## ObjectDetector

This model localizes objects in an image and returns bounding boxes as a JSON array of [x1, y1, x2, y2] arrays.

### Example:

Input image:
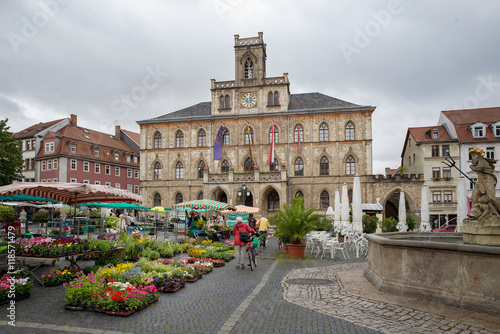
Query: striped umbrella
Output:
[[169, 199, 236, 212], [0, 194, 58, 203], [0, 182, 142, 204], [221, 205, 259, 214]]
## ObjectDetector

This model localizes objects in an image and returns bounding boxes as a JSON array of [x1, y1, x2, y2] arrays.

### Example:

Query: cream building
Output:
[[137, 33, 378, 216]]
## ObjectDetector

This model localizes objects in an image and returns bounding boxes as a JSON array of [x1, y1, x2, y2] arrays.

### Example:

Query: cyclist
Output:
[[233, 216, 255, 269]]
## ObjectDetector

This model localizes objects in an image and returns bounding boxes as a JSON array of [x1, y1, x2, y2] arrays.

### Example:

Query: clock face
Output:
[[241, 93, 257, 108]]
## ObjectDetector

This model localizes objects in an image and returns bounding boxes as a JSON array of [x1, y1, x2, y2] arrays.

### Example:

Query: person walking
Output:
[[256, 214, 270, 247], [233, 216, 255, 269]]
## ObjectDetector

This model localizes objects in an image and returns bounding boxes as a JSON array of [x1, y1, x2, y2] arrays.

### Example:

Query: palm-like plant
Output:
[[271, 196, 321, 244]]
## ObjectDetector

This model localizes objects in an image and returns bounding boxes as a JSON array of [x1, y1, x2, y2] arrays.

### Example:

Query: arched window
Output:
[[319, 123, 329, 142], [153, 193, 161, 207], [220, 96, 225, 109], [268, 191, 280, 212], [176, 161, 184, 179], [294, 124, 304, 143], [222, 128, 230, 146], [225, 95, 230, 109], [244, 126, 254, 145], [348, 189, 353, 204], [269, 124, 278, 143], [244, 58, 254, 79], [221, 160, 230, 173], [268, 92, 273, 106], [244, 158, 254, 172], [320, 190, 329, 209], [274, 92, 279, 105], [153, 132, 162, 149], [197, 192, 203, 200], [176, 131, 184, 148], [175, 193, 183, 204], [320, 156, 329, 176], [154, 162, 162, 180], [198, 161, 206, 179], [346, 155, 355, 175], [345, 122, 355, 140], [295, 191, 304, 198], [294, 157, 304, 176], [270, 158, 279, 171], [198, 129, 206, 147]]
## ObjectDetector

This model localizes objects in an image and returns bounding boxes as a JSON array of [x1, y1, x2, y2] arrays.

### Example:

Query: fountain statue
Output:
[[461, 148, 500, 245]]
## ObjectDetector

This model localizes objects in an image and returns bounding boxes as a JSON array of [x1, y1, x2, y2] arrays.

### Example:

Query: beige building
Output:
[[138, 33, 380, 216]]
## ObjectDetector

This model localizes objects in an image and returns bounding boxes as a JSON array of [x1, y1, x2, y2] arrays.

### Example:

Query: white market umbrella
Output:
[[334, 189, 341, 231], [351, 175, 363, 234], [456, 177, 468, 232], [420, 184, 431, 232], [341, 183, 351, 235], [396, 190, 408, 232]]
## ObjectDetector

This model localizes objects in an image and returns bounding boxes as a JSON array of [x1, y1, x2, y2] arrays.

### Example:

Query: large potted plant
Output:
[[271, 195, 320, 258]]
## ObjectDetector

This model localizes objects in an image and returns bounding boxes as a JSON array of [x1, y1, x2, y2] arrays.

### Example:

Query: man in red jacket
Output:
[[233, 216, 255, 269]]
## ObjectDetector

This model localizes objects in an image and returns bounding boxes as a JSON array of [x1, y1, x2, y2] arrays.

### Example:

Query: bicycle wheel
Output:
[[248, 252, 254, 271], [251, 248, 257, 267]]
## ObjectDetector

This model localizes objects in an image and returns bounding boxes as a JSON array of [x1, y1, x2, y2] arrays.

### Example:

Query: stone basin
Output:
[[364, 232, 500, 316]]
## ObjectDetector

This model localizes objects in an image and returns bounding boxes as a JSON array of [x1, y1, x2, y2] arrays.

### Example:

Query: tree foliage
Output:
[[270, 195, 321, 244], [0, 119, 23, 186]]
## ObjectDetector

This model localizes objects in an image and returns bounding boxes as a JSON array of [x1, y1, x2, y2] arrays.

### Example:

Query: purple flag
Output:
[[214, 126, 223, 160]]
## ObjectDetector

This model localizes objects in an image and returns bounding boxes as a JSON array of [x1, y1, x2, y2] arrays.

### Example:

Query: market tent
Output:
[[150, 206, 166, 213], [0, 182, 142, 204], [221, 205, 259, 214], [0, 194, 58, 203], [169, 199, 235, 212], [82, 202, 150, 210]]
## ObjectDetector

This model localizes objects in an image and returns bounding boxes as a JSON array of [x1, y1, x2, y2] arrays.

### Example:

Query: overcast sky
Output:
[[1, 0, 499, 174]]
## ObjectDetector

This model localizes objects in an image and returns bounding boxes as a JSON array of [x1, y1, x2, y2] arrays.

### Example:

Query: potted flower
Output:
[[279, 163, 287, 170], [228, 166, 235, 171], [271, 195, 320, 258], [253, 164, 260, 170], [0, 273, 34, 304]]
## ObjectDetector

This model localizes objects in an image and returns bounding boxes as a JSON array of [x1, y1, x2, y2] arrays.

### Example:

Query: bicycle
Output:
[[245, 235, 259, 270]]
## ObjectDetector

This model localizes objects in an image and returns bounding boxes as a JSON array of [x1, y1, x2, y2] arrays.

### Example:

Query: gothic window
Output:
[[176, 131, 184, 148], [244, 58, 254, 79], [294, 124, 304, 143], [269, 124, 278, 143], [154, 131, 162, 149], [274, 92, 279, 105], [198, 161, 205, 179], [268, 91, 279, 106], [221, 160, 230, 173], [320, 156, 329, 175], [345, 122, 355, 140], [319, 123, 329, 142], [244, 127, 254, 145], [268, 191, 280, 212], [225, 95, 230, 108], [295, 157, 304, 176], [220, 96, 225, 109], [153, 193, 161, 207], [348, 189, 353, 204], [175, 193, 183, 204], [198, 129, 206, 147], [222, 128, 230, 146], [154, 162, 162, 180], [244, 158, 254, 172], [176, 162, 184, 179], [197, 192, 203, 200], [270, 158, 279, 171], [320, 190, 329, 209], [295, 191, 304, 198], [346, 156, 355, 175]]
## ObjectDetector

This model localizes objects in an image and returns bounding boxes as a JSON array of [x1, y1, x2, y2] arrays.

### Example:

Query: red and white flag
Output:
[[269, 122, 275, 163]]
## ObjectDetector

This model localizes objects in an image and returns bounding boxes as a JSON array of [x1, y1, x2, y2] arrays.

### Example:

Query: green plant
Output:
[[104, 216, 119, 229], [362, 214, 379, 234], [0, 205, 16, 220], [89, 209, 101, 218], [406, 211, 418, 231], [64, 207, 84, 217], [380, 216, 398, 233], [141, 248, 160, 260], [32, 209, 49, 221], [195, 219, 206, 229], [314, 216, 332, 231], [95, 255, 123, 267], [270, 195, 320, 244]]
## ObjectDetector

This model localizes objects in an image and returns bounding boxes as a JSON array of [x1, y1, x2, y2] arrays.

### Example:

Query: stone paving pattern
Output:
[[0, 237, 498, 333]]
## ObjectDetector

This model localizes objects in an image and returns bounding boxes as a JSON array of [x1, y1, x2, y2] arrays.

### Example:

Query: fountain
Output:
[[365, 148, 500, 316]]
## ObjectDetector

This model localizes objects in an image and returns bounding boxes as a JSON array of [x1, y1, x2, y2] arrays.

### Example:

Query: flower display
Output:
[[41, 266, 83, 286], [0, 274, 34, 301]]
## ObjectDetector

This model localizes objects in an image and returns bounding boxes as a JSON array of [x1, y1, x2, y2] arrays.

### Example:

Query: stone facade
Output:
[[138, 33, 420, 217]]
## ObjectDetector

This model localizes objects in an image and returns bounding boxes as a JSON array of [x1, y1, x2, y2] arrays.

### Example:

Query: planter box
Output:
[[185, 276, 202, 283], [287, 243, 306, 259], [64, 303, 86, 311], [106, 309, 135, 316]]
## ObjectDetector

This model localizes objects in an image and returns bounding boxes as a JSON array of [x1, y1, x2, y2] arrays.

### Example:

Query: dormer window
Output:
[[114, 152, 119, 161], [45, 142, 54, 153], [94, 148, 99, 157], [70, 144, 76, 153], [431, 131, 439, 139], [244, 58, 254, 79], [471, 123, 486, 138], [492, 122, 500, 137]]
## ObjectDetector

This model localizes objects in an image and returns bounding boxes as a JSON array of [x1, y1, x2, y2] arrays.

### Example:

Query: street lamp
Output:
[[237, 182, 251, 205]]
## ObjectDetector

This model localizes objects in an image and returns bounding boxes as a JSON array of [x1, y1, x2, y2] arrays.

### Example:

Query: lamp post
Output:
[[237, 182, 251, 205]]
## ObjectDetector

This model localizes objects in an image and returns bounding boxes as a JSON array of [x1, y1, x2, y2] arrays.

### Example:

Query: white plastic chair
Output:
[[320, 238, 338, 259], [333, 241, 350, 260]]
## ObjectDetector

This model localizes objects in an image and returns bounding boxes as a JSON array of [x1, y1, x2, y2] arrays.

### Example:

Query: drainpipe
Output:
[[287, 114, 290, 205]]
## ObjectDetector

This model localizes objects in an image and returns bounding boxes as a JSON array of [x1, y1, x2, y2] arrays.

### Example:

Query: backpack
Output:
[[236, 223, 251, 243]]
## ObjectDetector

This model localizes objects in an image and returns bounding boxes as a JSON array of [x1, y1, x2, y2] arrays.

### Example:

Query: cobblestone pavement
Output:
[[0, 237, 497, 334]]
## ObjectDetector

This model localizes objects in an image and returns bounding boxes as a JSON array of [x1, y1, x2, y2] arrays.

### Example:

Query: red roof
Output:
[[441, 107, 500, 125], [121, 129, 140, 145], [407, 126, 454, 143], [14, 119, 66, 139]]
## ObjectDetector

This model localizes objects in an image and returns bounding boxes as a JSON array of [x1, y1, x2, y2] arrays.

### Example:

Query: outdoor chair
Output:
[[320, 238, 338, 259], [333, 241, 350, 260]]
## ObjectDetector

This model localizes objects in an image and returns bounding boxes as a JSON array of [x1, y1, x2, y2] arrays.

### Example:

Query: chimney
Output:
[[70, 114, 77, 127], [115, 125, 121, 140]]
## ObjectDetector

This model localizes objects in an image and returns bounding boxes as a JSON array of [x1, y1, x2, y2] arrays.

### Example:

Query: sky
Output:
[[1, 0, 500, 174]]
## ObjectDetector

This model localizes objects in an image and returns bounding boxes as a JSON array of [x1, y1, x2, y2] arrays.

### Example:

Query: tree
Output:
[[0, 119, 24, 186]]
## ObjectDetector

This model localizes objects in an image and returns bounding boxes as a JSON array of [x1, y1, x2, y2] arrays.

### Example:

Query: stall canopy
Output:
[[150, 206, 166, 213], [0, 194, 58, 203], [0, 182, 142, 204], [81, 202, 150, 210], [221, 205, 259, 214], [169, 199, 236, 212]]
